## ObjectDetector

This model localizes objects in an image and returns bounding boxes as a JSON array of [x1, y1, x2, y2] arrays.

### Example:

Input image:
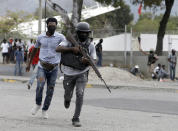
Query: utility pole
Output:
[[44, 0, 47, 32], [124, 25, 127, 66], [38, 0, 42, 35]]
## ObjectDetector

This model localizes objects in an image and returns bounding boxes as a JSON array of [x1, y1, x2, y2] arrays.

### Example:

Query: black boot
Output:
[[72, 117, 81, 127], [64, 100, 70, 109]]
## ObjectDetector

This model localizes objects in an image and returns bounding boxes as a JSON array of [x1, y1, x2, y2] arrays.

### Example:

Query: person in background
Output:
[[95, 38, 103, 67], [12, 39, 18, 63], [130, 65, 144, 78], [17, 39, 24, 62], [152, 63, 161, 79], [17, 39, 24, 49], [1, 39, 9, 64], [14, 46, 23, 76], [27, 44, 40, 89], [158, 65, 169, 82], [23, 42, 28, 63], [139, 48, 158, 75], [130, 65, 140, 75], [168, 49, 177, 81], [138, 36, 158, 75], [27, 39, 34, 51], [9, 38, 14, 63]]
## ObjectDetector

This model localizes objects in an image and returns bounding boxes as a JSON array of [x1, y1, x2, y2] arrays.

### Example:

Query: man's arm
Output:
[[56, 46, 80, 54], [27, 47, 33, 63], [139, 47, 149, 55], [27, 51, 31, 63], [176, 57, 177, 65], [168, 58, 171, 63], [168, 56, 175, 64], [26, 48, 39, 72]]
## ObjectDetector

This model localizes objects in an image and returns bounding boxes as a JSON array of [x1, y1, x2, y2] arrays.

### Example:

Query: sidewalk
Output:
[[0, 63, 178, 92], [1, 75, 178, 92]]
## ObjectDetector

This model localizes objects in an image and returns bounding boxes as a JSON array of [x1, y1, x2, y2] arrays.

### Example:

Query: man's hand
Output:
[[81, 57, 89, 65], [26, 63, 31, 72], [173, 61, 176, 64], [72, 46, 80, 54]]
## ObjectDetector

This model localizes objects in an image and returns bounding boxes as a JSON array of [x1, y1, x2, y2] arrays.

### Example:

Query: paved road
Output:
[[84, 87, 178, 115], [1, 80, 178, 130], [85, 98, 178, 115], [0, 63, 32, 76]]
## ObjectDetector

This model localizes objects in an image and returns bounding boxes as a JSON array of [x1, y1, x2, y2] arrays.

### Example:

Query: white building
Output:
[[15, 4, 119, 37], [140, 34, 178, 52]]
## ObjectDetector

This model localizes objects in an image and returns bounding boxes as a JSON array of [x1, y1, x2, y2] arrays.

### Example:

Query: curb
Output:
[[0, 76, 178, 93], [87, 83, 178, 93]]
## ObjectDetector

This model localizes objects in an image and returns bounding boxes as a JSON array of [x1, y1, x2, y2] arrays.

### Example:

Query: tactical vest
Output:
[[60, 38, 91, 70]]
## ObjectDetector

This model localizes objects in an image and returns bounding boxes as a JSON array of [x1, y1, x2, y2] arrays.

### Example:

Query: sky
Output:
[[0, 0, 178, 21]]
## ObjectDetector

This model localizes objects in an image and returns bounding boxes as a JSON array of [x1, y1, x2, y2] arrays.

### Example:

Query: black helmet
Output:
[[76, 22, 91, 32]]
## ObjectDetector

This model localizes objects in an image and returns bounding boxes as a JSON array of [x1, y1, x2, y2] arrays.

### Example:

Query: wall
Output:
[[102, 51, 178, 77]]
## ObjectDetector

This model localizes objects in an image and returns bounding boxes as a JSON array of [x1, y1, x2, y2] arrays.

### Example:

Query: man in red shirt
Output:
[[27, 45, 40, 89], [28, 45, 39, 69]]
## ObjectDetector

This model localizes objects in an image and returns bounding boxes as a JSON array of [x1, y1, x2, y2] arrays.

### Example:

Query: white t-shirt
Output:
[[27, 41, 34, 50], [60, 40, 97, 76], [1, 43, 9, 53], [16, 42, 24, 48], [154, 66, 160, 74]]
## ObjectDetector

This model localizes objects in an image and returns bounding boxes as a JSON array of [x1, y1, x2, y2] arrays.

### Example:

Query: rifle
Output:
[[46, 0, 111, 93], [66, 31, 111, 93]]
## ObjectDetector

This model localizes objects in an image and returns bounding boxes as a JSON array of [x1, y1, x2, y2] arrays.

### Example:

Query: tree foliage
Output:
[[94, 0, 124, 7], [133, 13, 178, 33], [0, 10, 34, 39], [34, 7, 59, 19], [86, 3, 133, 37]]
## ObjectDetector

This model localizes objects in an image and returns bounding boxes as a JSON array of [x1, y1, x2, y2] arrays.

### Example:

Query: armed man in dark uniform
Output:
[[56, 22, 96, 127]]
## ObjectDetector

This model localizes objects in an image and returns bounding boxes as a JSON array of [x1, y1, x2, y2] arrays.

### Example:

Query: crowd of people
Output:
[[0, 37, 104, 77], [0, 38, 35, 76]]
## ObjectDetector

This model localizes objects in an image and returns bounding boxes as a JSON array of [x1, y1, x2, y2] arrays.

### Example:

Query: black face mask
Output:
[[77, 31, 89, 42], [47, 26, 56, 35], [150, 51, 154, 54]]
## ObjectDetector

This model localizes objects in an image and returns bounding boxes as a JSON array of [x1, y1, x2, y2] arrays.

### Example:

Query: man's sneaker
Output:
[[42, 110, 48, 119], [72, 118, 81, 127], [59, 76, 64, 80], [27, 84, 31, 90], [64, 100, 70, 109], [31, 105, 41, 115]]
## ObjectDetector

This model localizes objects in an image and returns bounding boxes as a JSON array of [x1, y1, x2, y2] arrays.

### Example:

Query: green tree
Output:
[[133, 13, 159, 33], [86, 3, 133, 37], [95, 0, 175, 55], [34, 7, 59, 19], [0, 10, 34, 39], [133, 13, 178, 33]]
